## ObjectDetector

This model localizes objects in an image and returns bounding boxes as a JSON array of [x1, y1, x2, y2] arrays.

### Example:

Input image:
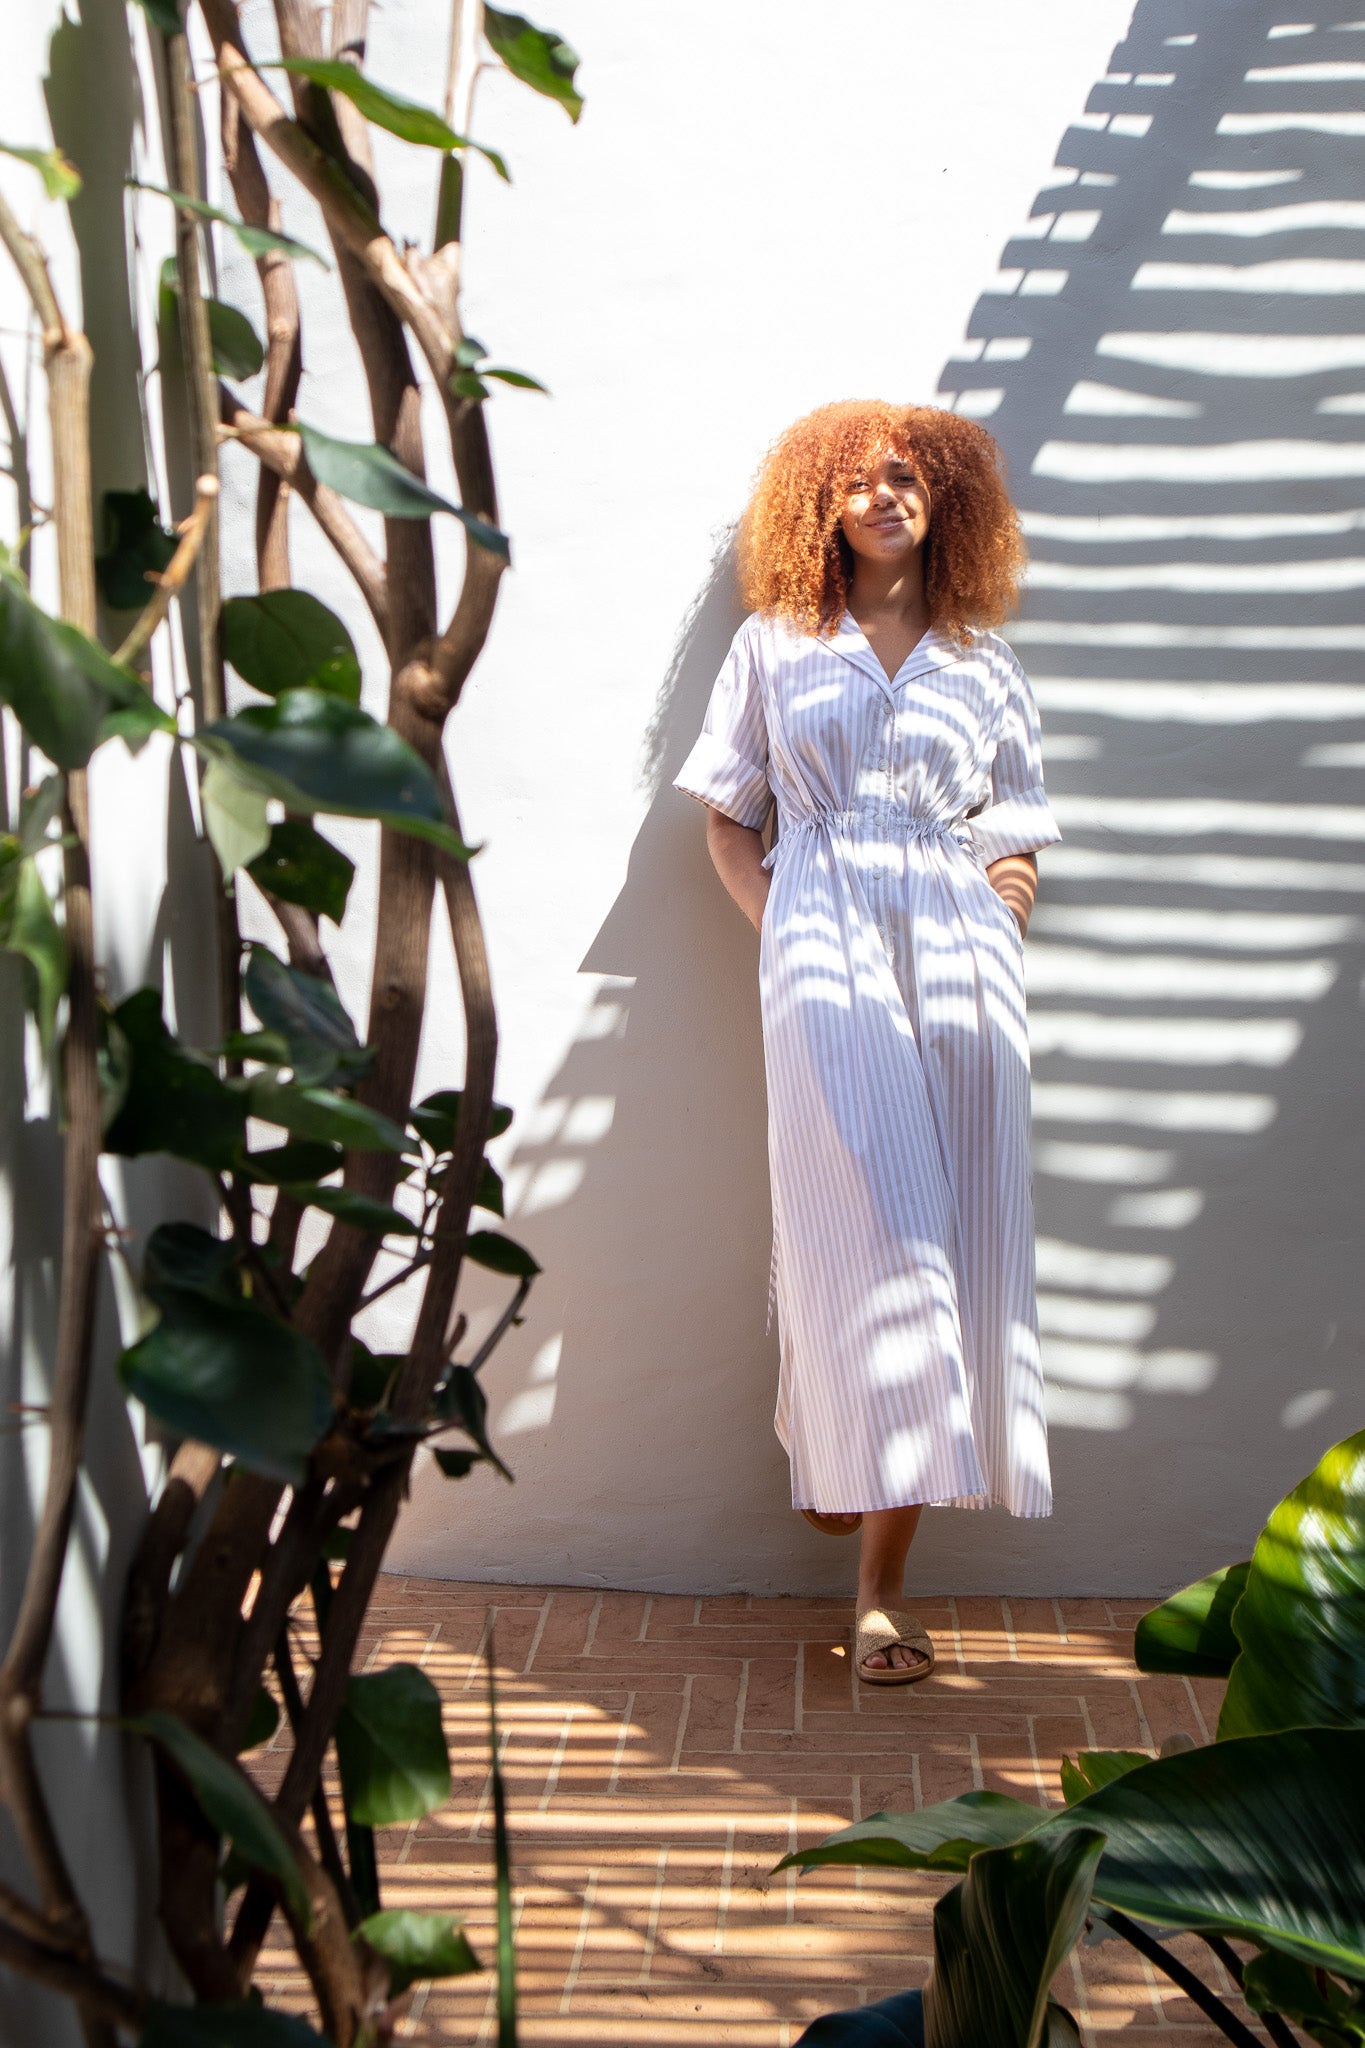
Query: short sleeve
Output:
[[967, 653, 1063, 866], [673, 622, 773, 831]]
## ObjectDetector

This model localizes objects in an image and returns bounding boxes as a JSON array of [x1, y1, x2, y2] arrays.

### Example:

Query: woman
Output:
[[674, 400, 1060, 1686]]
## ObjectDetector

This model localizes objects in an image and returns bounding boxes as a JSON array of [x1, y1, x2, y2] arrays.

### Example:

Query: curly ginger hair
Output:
[[739, 400, 1026, 644]]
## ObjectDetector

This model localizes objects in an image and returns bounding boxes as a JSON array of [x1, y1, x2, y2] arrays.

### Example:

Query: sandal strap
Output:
[[856, 1607, 934, 1664]]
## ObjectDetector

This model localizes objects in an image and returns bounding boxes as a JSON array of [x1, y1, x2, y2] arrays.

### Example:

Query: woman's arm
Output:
[[706, 808, 771, 934], [987, 851, 1038, 936]]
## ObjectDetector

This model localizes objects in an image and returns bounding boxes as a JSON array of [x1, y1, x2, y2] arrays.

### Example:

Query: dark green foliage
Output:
[[796, 1991, 925, 2046], [222, 590, 361, 702], [411, 1089, 514, 1149], [237, 1138, 344, 1185], [118, 1290, 334, 1483], [923, 1829, 1099, 2047], [249, 1075, 408, 1153], [1134, 1561, 1249, 1679], [1058, 1750, 1147, 1804], [243, 946, 370, 1086], [133, 181, 329, 267], [0, 564, 169, 767], [241, 1689, 281, 1753], [95, 489, 177, 611], [103, 990, 247, 1169], [127, 1711, 310, 1925], [246, 820, 355, 924], [198, 688, 476, 858], [289, 1183, 418, 1236], [435, 1366, 512, 1480], [140, 2005, 329, 2046], [336, 1666, 451, 1827]]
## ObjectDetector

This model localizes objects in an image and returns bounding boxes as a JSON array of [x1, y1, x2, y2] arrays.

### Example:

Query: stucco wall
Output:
[[372, 0, 1365, 1597]]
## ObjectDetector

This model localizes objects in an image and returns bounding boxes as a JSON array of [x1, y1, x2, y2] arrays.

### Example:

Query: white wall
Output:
[[370, 0, 1365, 1597]]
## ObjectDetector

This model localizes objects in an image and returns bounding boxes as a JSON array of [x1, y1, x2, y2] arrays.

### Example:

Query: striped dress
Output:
[[675, 612, 1062, 1517]]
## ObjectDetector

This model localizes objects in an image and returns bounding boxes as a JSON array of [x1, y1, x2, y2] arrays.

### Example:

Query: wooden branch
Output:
[[0, 185, 65, 339], [163, 21, 240, 1053], [217, 393, 389, 638], [120, 1441, 221, 1690], [398, 772, 497, 1411], [112, 473, 220, 669], [220, 100, 302, 590]]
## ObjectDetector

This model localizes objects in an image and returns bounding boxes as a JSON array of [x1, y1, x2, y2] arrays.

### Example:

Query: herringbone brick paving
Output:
[[254, 1578, 1250, 2044]]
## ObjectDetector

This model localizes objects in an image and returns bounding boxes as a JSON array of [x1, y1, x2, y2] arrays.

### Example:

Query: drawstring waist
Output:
[[762, 805, 979, 871]]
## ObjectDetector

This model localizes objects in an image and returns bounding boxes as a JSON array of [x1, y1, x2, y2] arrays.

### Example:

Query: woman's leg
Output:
[[857, 1506, 925, 1671]]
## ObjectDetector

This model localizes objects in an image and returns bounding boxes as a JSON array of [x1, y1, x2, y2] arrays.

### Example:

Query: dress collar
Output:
[[826, 613, 963, 698]]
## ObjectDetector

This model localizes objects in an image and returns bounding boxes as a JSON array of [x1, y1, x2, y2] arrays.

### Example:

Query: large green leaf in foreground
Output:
[[785, 1730, 1365, 1982], [924, 1829, 1098, 2048], [1219, 1428, 1365, 1738]]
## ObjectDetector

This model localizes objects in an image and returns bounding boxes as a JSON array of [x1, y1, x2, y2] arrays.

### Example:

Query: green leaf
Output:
[[127, 1710, 310, 1926], [222, 589, 361, 702], [288, 1182, 419, 1236], [249, 1075, 408, 1154], [95, 488, 177, 612], [465, 1229, 540, 1278], [207, 296, 264, 379], [476, 1159, 505, 1216], [238, 1138, 343, 1185], [434, 1365, 512, 1481], [923, 1827, 1099, 2048], [131, 0, 184, 32], [348, 1341, 400, 1409], [202, 757, 271, 878], [1134, 1562, 1249, 1680], [451, 370, 490, 402], [411, 1090, 513, 1150], [247, 819, 355, 924], [102, 988, 248, 1169], [197, 688, 476, 860], [0, 572, 114, 768], [336, 1664, 451, 1827], [119, 1291, 334, 1484], [484, 366, 548, 392], [1064, 1730, 1365, 1979], [240, 1687, 281, 1753], [131, 180, 329, 267], [142, 1221, 241, 1308], [0, 139, 82, 200], [295, 421, 510, 559], [0, 856, 67, 1052], [270, 56, 510, 178], [140, 2003, 330, 2047], [484, 8, 583, 121], [1058, 1751, 1149, 1806], [16, 773, 65, 856], [1219, 1429, 1365, 1738], [486, 1642, 518, 2045], [244, 946, 369, 1087], [1244, 1951, 1365, 2046], [356, 1907, 480, 1995], [777, 1789, 1048, 1878]]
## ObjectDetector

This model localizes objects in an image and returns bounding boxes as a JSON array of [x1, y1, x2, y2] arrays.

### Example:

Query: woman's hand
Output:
[[705, 808, 771, 934], [986, 851, 1038, 936]]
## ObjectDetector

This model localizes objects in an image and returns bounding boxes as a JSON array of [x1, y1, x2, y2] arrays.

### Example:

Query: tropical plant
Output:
[[0, 2, 580, 2041], [784, 1427, 1365, 2047]]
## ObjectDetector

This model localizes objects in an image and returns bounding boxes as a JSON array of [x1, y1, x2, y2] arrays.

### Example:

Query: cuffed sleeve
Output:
[[673, 623, 773, 831], [968, 654, 1063, 867]]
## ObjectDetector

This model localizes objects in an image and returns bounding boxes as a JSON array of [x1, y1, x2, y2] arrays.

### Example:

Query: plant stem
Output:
[[1102, 1911, 1270, 2048]]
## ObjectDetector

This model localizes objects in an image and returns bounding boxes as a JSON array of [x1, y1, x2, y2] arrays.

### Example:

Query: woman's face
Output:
[[839, 448, 931, 565]]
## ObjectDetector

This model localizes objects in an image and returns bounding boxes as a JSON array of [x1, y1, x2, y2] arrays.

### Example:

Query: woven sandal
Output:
[[855, 1607, 935, 1687], [801, 1509, 863, 1536]]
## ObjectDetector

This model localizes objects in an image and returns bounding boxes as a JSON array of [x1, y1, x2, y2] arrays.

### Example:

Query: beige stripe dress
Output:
[[675, 611, 1062, 1517]]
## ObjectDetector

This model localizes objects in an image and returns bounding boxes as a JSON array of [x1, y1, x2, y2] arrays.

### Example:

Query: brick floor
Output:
[[254, 1579, 1252, 2045]]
